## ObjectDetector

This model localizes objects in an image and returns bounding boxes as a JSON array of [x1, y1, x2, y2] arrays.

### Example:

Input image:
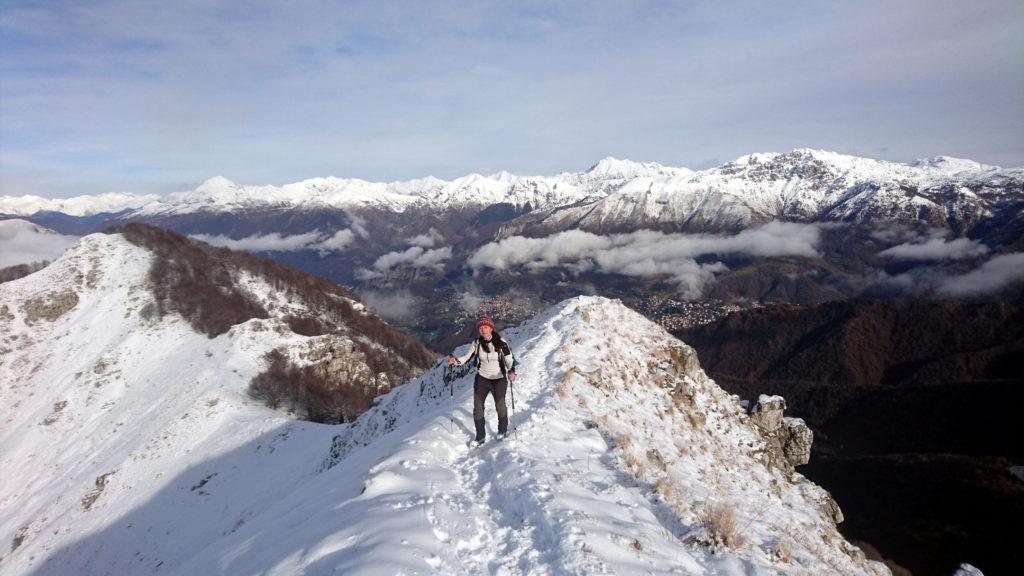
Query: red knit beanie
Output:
[[476, 315, 495, 330]]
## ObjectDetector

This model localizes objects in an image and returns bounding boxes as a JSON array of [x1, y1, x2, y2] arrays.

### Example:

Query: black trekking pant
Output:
[[473, 373, 508, 439]]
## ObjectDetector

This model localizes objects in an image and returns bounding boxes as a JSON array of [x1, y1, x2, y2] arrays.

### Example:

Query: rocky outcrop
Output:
[[21, 290, 79, 324], [298, 335, 392, 395], [748, 394, 844, 526], [749, 394, 814, 474]]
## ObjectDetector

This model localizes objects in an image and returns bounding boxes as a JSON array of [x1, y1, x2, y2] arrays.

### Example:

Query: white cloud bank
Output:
[[357, 246, 453, 280], [359, 289, 421, 323], [0, 219, 79, 268], [468, 222, 824, 298], [190, 229, 356, 255], [878, 236, 989, 261], [938, 253, 1024, 297], [407, 228, 444, 248]]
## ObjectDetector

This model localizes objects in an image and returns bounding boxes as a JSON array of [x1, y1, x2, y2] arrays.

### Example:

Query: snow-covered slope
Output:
[[1, 236, 888, 575]]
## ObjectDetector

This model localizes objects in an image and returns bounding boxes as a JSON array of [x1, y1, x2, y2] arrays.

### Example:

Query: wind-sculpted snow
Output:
[[1, 236, 889, 576]]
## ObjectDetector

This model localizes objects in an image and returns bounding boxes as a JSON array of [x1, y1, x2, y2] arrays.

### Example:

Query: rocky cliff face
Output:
[[749, 395, 815, 475], [679, 299, 1024, 575]]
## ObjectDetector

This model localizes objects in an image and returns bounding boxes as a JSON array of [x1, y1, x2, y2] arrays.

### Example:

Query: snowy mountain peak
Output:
[[912, 155, 998, 172], [729, 148, 865, 168], [485, 169, 520, 183], [196, 175, 240, 192], [585, 156, 679, 178], [0, 191, 160, 216]]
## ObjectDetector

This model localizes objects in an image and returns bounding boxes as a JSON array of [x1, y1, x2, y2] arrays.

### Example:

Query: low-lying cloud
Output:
[[190, 228, 356, 254], [357, 246, 452, 280], [458, 285, 486, 314], [359, 289, 421, 323], [878, 236, 989, 261], [938, 253, 1024, 297], [313, 230, 356, 253], [407, 228, 444, 248], [0, 219, 79, 268], [467, 222, 823, 298]]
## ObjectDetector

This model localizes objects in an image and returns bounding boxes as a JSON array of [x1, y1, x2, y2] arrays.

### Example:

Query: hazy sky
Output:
[[2, 0, 1022, 198]]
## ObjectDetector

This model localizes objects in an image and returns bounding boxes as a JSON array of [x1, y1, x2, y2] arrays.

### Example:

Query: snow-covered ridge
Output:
[[0, 231, 425, 574], [0, 192, 160, 217], [2, 149, 1015, 219], [2, 239, 889, 576], [517, 148, 1022, 233]]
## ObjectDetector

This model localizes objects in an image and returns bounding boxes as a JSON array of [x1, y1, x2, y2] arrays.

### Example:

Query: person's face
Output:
[[478, 324, 493, 339]]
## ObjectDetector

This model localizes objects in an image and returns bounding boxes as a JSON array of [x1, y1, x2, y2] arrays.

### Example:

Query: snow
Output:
[[1008, 466, 1024, 482], [0, 192, 160, 217], [1, 234, 890, 575], [953, 563, 985, 576], [8, 149, 1012, 226]]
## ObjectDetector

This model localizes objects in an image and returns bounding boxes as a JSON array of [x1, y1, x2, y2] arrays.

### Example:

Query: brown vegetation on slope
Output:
[[0, 260, 50, 284], [107, 223, 435, 423]]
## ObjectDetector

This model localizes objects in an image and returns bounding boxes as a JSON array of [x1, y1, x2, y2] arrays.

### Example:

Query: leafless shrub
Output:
[[653, 477, 676, 502], [698, 501, 744, 549], [555, 373, 573, 400], [614, 433, 633, 452], [624, 450, 645, 479], [775, 536, 792, 563], [81, 470, 116, 511], [11, 526, 28, 552]]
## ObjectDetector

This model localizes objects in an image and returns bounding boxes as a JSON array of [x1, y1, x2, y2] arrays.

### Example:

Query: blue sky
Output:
[[1, 0, 1022, 198]]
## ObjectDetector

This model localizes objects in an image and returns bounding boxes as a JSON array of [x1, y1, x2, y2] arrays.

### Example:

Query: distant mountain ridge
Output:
[[4, 149, 1021, 348], [3, 149, 1019, 238]]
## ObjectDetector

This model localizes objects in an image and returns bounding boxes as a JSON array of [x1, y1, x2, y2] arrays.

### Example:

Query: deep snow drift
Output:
[[1, 233, 888, 575]]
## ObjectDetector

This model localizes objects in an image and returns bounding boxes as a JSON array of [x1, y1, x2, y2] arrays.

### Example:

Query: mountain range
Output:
[[3, 149, 1022, 350], [2, 150, 1019, 236]]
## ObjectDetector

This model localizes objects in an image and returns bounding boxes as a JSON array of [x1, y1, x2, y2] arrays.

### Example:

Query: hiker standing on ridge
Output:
[[448, 315, 517, 446]]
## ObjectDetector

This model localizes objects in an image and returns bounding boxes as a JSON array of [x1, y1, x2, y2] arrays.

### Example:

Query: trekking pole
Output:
[[510, 375, 517, 441], [443, 361, 454, 434]]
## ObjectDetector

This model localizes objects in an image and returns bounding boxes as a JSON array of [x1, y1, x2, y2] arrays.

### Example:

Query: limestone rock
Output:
[[21, 290, 79, 324], [748, 395, 813, 473]]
